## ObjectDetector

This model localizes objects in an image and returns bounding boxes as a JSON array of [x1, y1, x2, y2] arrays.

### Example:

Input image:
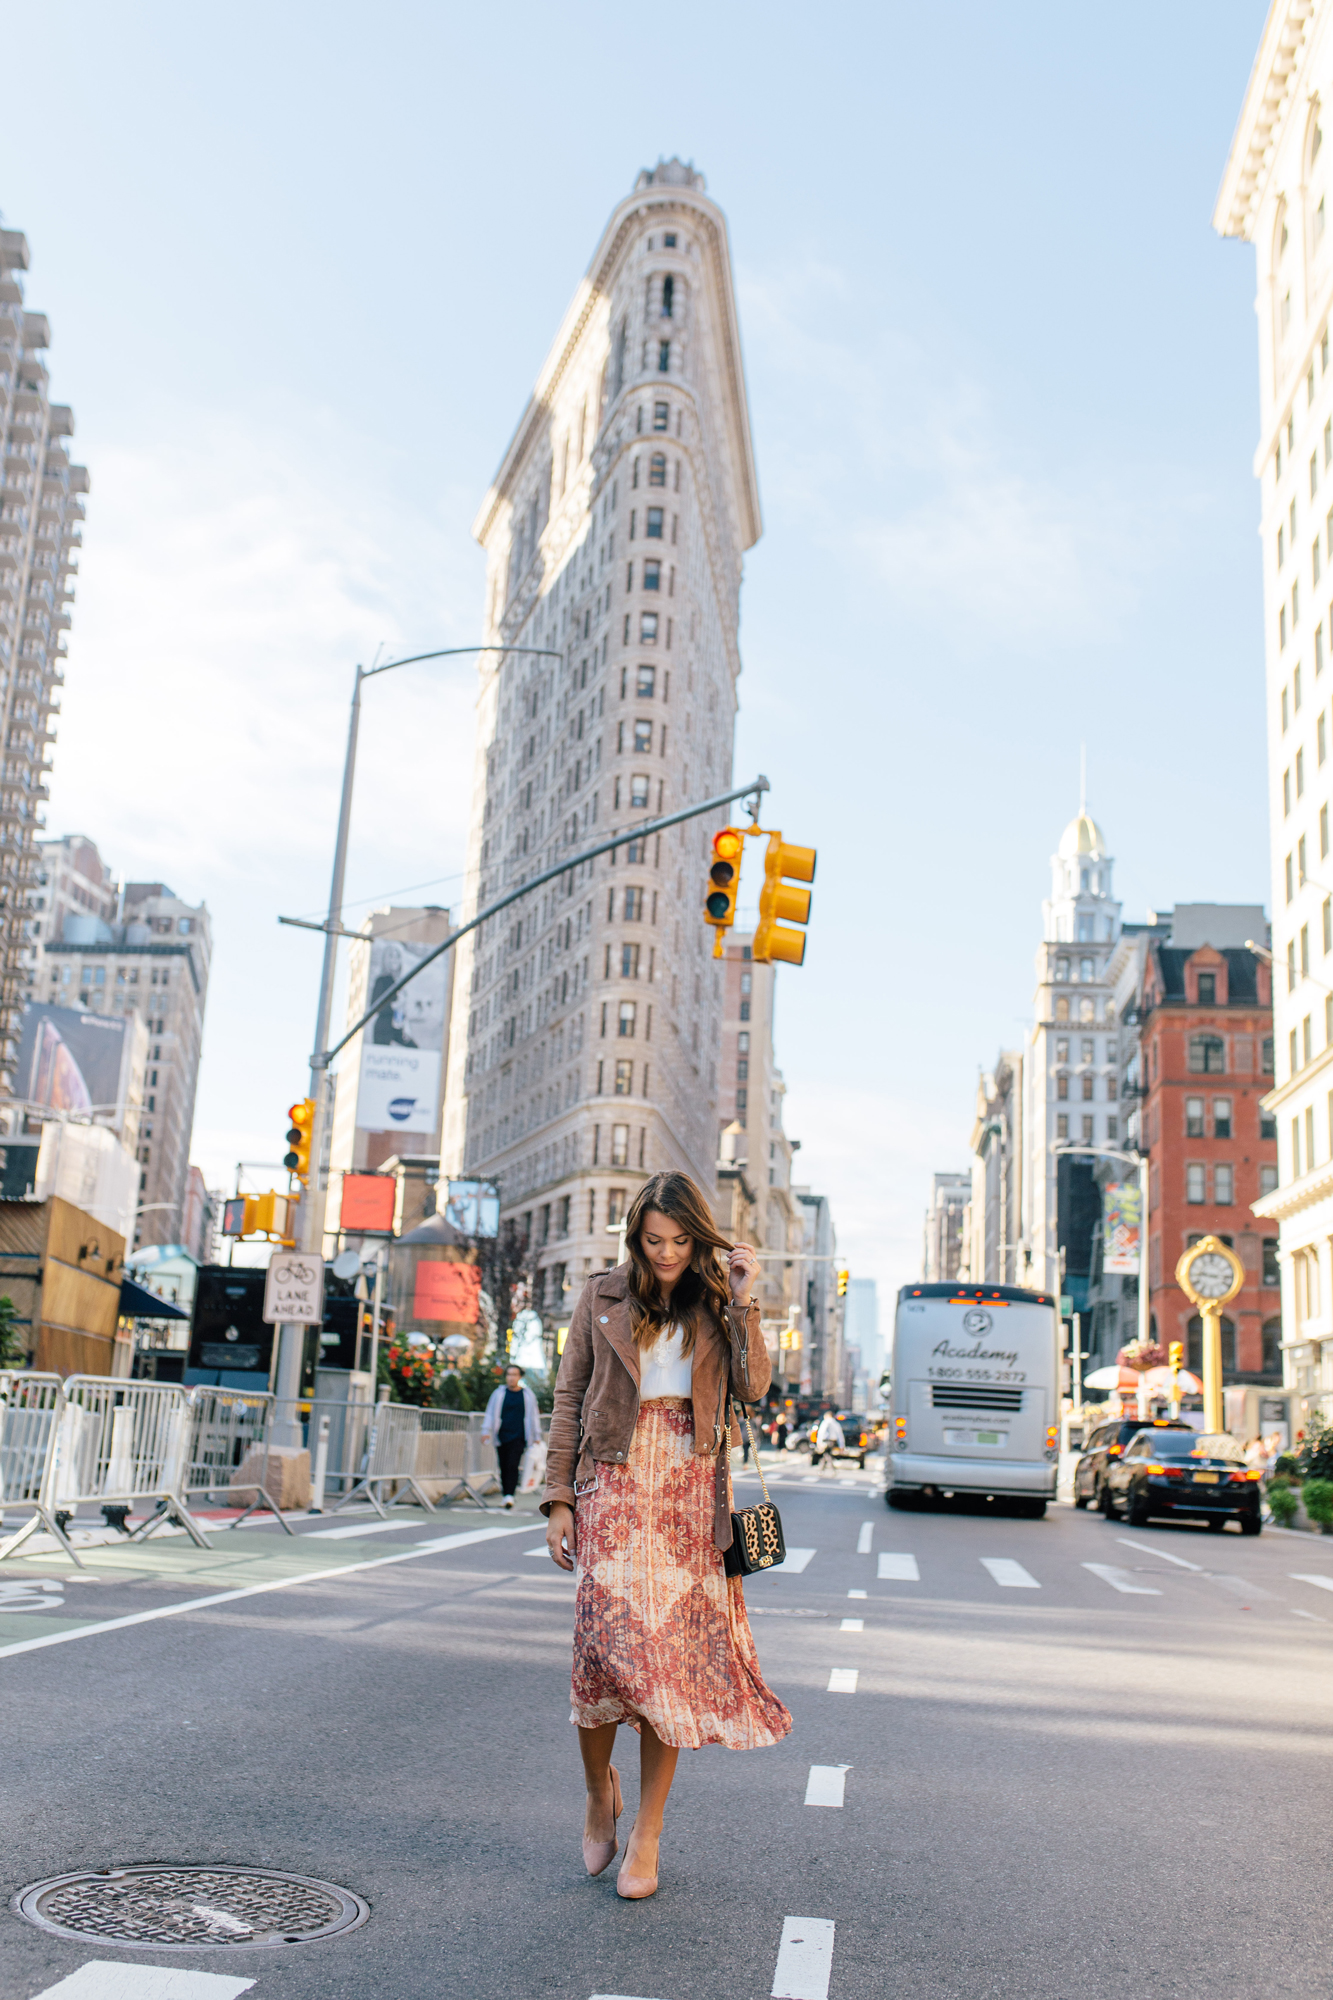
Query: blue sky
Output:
[[0, 0, 1270, 1307]]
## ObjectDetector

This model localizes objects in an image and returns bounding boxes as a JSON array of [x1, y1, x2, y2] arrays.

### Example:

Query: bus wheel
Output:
[[886, 1489, 916, 1511]]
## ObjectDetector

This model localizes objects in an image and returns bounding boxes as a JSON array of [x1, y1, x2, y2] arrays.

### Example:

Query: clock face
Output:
[[1187, 1250, 1235, 1300]]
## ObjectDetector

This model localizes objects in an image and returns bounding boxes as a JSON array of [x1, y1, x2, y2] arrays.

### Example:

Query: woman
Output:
[[543, 1170, 791, 1900]]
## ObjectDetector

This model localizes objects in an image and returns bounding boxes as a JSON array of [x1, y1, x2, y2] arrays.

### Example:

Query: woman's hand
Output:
[[547, 1502, 576, 1571], [727, 1242, 758, 1305]]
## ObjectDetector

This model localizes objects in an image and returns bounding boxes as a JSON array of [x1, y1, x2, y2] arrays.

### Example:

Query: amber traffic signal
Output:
[[752, 831, 816, 965], [1168, 1341, 1184, 1371], [705, 826, 745, 955], [837, 1267, 849, 1298], [284, 1098, 315, 1180]]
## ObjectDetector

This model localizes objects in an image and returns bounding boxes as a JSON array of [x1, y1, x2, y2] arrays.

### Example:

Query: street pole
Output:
[[1201, 1303, 1224, 1432], [1071, 1311, 1083, 1413]]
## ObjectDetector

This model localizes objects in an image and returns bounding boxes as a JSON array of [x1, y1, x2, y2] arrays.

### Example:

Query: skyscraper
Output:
[[440, 160, 761, 1327], [0, 226, 87, 1102]]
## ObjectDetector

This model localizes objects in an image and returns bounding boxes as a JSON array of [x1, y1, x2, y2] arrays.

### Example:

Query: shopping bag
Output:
[[518, 1440, 547, 1492]]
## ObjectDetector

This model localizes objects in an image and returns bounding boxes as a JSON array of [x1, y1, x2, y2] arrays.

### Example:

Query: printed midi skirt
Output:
[[570, 1397, 792, 1750]]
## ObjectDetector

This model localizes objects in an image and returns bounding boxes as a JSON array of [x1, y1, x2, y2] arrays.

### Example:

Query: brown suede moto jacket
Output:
[[541, 1261, 771, 1553]]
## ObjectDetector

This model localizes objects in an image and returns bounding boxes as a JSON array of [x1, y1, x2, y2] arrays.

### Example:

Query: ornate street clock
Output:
[[1174, 1235, 1244, 1429]]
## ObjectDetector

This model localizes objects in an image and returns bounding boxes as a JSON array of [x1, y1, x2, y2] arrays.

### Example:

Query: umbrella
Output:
[[1083, 1365, 1139, 1391], [1142, 1365, 1202, 1394]]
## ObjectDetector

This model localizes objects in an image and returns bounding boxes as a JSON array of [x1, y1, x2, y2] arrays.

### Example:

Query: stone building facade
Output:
[[716, 930, 800, 1350], [1216, 1, 1333, 1420], [923, 1169, 970, 1284], [0, 227, 87, 1099], [440, 161, 762, 1326]]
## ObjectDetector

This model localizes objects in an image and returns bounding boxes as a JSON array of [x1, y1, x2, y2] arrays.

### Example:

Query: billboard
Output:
[[1102, 1179, 1142, 1276], [444, 1179, 500, 1238], [413, 1261, 482, 1322], [339, 1173, 397, 1234], [16, 1004, 129, 1121], [354, 936, 447, 1136]]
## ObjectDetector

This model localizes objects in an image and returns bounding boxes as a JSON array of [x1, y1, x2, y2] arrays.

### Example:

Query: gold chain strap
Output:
[[732, 1399, 774, 1508]]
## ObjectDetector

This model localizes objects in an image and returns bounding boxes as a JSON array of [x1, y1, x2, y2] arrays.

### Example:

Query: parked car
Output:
[[784, 1422, 817, 1454], [816, 1411, 873, 1469], [1103, 1427, 1263, 1534], [1072, 1417, 1194, 1512]]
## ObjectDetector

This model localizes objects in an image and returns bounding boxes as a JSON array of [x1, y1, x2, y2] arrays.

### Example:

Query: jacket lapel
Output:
[[593, 1267, 641, 1387]]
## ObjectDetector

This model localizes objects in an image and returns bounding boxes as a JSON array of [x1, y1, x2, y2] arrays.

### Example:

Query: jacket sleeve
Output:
[[480, 1387, 499, 1439], [724, 1298, 771, 1404], [541, 1277, 596, 1516]]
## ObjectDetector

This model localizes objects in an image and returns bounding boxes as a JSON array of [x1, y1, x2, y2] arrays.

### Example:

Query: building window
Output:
[[1055, 956, 1070, 981], [1260, 1163, 1279, 1196], [1186, 1164, 1206, 1204], [1298, 747, 1306, 796], [1213, 1098, 1232, 1139], [646, 507, 664, 539], [615, 1059, 632, 1094], [1281, 604, 1288, 647], [1081, 1116, 1094, 1142], [738, 1031, 750, 1052], [1197, 971, 1216, 1004], [658, 341, 670, 372], [1079, 998, 1094, 1023], [1262, 1036, 1275, 1074], [1187, 1034, 1225, 1074], [623, 887, 644, 921], [1106, 1116, 1118, 1141], [1214, 1163, 1234, 1204], [1056, 1073, 1069, 1101], [633, 719, 652, 752], [1293, 1115, 1303, 1178], [1286, 853, 1295, 903], [1284, 767, 1292, 814], [1056, 1114, 1069, 1139], [619, 1001, 636, 1037], [611, 1124, 630, 1167], [607, 1188, 626, 1224], [1081, 1074, 1094, 1102], [648, 455, 667, 488], [737, 1059, 749, 1080], [1186, 1095, 1205, 1137], [640, 612, 658, 643], [621, 943, 640, 978], [1079, 956, 1094, 982], [1055, 1037, 1069, 1061], [653, 400, 669, 429], [1262, 1239, 1280, 1286], [630, 775, 650, 808], [1055, 997, 1069, 1022], [643, 560, 661, 591], [636, 663, 655, 697]]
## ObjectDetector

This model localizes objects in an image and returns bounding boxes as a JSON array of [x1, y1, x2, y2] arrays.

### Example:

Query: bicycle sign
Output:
[[263, 1250, 326, 1326]]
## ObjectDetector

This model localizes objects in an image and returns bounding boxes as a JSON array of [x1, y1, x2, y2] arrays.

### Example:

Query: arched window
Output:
[[1188, 1034, 1225, 1074], [661, 275, 674, 319], [1262, 1318, 1283, 1377], [1187, 1314, 1236, 1377], [1055, 996, 1069, 1022], [648, 453, 667, 487]]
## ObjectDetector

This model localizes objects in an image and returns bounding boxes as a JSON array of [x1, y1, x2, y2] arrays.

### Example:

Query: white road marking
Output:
[[877, 1552, 919, 1581], [856, 1521, 873, 1554], [0, 1522, 544, 1663], [847, 1588, 867, 1599], [804, 1763, 851, 1808], [1292, 1573, 1333, 1593], [980, 1557, 1039, 1589], [1291, 1607, 1325, 1621], [30, 1962, 255, 1998], [826, 1668, 858, 1692], [1083, 1562, 1162, 1596], [308, 1514, 498, 1539], [840, 1617, 864, 1631], [772, 1915, 836, 1999], [1116, 1538, 1203, 1571], [783, 1548, 816, 1573], [0, 1578, 64, 1610]]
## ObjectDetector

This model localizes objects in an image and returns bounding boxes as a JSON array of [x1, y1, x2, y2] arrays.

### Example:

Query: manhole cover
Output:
[[14, 1866, 369, 1950]]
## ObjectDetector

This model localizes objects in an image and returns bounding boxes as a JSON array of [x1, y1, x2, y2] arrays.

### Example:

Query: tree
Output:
[[0, 1295, 22, 1369]]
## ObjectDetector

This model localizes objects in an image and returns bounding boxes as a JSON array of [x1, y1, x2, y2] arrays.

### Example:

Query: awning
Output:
[[119, 1275, 189, 1320]]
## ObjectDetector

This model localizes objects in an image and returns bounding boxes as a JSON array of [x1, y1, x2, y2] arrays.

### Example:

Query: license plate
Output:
[[943, 1428, 1008, 1447], [1192, 1471, 1220, 1483]]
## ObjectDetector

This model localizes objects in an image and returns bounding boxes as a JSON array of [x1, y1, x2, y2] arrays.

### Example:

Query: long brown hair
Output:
[[624, 1171, 732, 1356]]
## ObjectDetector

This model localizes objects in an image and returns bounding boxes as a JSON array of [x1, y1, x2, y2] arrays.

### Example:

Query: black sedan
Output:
[[1073, 1417, 1193, 1511], [1103, 1428, 1263, 1534]]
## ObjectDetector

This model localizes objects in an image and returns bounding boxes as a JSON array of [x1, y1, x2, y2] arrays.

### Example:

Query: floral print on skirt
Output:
[[570, 1397, 793, 1750]]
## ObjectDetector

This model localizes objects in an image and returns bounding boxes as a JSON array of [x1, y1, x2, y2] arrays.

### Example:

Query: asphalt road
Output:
[[1, 1461, 1330, 2000]]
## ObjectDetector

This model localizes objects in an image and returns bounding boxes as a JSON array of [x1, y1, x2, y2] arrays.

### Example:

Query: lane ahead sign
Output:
[[263, 1251, 326, 1326]]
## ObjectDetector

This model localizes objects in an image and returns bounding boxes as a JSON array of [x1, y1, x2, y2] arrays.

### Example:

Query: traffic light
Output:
[[752, 831, 816, 965], [221, 1191, 295, 1242], [1168, 1341, 1183, 1371], [837, 1268, 849, 1298], [284, 1098, 315, 1180], [704, 826, 744, 956]]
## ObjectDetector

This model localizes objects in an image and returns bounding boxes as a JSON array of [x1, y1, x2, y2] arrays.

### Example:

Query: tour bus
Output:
[[885, 1281, 1061, 1517]]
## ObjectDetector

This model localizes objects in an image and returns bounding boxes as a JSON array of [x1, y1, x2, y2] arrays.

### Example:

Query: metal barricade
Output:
[[50, 1376, 210, 1556], [184, 1387, 290, 1533], [0, 1372, 77, 1564], [332, 1404, 500, 1516]]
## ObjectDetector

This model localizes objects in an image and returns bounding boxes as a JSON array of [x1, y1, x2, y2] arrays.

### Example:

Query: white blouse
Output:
[[639, 1322, 693, 1400]]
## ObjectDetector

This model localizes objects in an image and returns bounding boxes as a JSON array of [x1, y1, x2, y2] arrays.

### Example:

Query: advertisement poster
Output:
[[354, 936, 447, 1135], [1102, 1179, 1142, 1276], [445, 1180, 500, 1238], [15, 1004, 129, 1121], [413, 1261, 482, 1322]]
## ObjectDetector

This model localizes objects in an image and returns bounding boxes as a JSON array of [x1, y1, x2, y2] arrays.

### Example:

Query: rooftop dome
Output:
[[1057, 811, 1108, 860]]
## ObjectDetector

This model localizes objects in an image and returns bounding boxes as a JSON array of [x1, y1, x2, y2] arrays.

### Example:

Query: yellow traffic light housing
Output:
[[753, 831, 816, 965], [705, 826, 745, 957], [837, 1267, 849, 1298], [285, 1098, 315, 1181], [1168, 1341, 1183, 1371]]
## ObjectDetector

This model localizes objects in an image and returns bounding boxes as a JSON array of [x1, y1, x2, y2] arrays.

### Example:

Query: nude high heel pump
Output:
[[615, 1820, 659, 1900], [583, 1765, 623, 1877]]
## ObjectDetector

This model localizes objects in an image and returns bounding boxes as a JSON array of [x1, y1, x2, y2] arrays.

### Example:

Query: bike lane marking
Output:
[[28, 1961, 255, 1998]]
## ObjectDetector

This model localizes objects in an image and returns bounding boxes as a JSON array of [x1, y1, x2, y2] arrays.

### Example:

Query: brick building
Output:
[[1141, 939, 1281, 1382]]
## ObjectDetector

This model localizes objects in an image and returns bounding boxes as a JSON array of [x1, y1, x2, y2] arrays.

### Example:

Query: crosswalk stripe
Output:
[[30, 1962, 255, 1998], [1291, 1573, 1333, 1592], [877, 1552, 919, 1580], [783, 1548, 816, 1573], [847, 1588, 867, 1599], [840, 1617, 864, 1631], [804, 1764, 850, 1807], [772, 1915, 836, 2000], [856, 1521, 873, 1553], [1115, 1537, 1202, 1571], [827, 1668, 858, 1692], [1083, 1562, 1162, 1596], [980, 1557, 1039, 1588]]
